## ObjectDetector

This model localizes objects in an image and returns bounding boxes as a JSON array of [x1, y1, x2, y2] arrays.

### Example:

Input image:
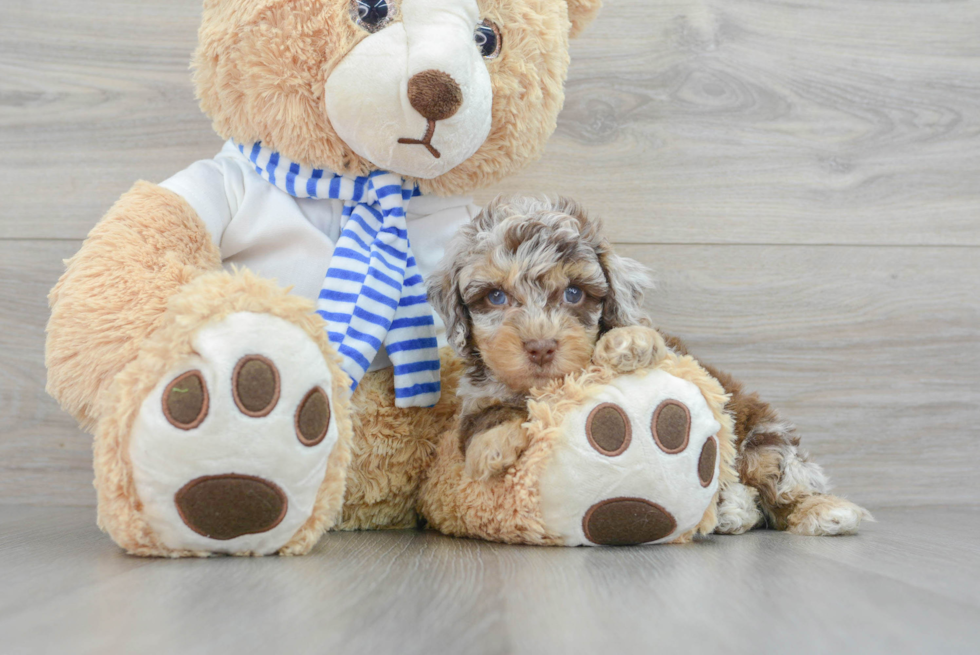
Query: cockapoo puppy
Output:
[[427, 196, 871, 536]]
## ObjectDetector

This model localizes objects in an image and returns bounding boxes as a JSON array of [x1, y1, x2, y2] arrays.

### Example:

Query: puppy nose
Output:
[[524, 339, 558, 366], [407, 70, 464, 121]]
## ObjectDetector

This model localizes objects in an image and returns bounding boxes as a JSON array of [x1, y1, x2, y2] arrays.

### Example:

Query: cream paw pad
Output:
[[537, 369, 725, 547]]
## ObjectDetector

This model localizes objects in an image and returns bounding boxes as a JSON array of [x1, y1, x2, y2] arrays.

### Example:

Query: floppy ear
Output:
[[566, 0, 603, 38], [426, 245, 475, 360], [597, 246, 654, 333]]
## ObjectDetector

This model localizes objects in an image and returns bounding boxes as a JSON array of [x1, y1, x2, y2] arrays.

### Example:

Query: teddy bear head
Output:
[[193, 0, 602, 195]]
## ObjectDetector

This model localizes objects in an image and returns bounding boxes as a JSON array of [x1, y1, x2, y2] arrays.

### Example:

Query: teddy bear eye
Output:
[[487, 289, 509, 306], [475, 20, 502, 59], [351, 0, 392, 33]]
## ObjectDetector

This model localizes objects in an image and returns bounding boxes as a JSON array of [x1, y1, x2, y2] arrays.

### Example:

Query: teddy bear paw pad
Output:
[[537, 370, 722, 547], [130, 312, 340, 555]]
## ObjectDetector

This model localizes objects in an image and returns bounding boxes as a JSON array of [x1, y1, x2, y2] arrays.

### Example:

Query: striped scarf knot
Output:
[[237, 141, 441, 408]]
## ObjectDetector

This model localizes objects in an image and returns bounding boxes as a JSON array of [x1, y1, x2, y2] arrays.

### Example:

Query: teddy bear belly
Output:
[[536, 370, 722, 547]]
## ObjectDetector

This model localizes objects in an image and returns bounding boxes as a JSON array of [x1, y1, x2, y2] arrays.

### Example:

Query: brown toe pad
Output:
[[586, 403, 632, 456], [163, 371, 209, 430], [699, 437, 718, 487], [652, 400, 691, 454], [295, 387, 331, 447], [233, 355, 281, 417]]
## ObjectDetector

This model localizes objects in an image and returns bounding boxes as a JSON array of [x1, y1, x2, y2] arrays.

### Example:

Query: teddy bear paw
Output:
[[128, 312, 342, 556], [536, 369, 722, 546], [591, 326, 667, 374]]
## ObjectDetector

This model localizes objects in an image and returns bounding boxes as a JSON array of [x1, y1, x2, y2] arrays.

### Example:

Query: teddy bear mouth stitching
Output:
[[398, 119, 442, 159]]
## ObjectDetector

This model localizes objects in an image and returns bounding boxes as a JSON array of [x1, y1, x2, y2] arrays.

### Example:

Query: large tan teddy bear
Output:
[[46, 0, 858, 557]]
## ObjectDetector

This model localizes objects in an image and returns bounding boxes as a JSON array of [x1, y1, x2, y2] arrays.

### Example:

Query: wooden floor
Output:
[[1, 505, 978, 654]]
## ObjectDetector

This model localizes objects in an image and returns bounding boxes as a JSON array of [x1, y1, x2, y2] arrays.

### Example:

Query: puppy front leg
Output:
[[464, 419, 529, 481]]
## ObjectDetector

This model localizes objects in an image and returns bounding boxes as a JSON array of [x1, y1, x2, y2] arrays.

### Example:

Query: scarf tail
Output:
[[385, 255, 442, 408]]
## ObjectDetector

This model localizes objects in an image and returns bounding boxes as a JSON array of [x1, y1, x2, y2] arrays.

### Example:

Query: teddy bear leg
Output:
[[96, 270, 353, 557]]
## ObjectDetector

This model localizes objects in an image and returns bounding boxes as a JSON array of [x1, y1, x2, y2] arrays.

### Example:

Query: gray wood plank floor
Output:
[[1, 505, 978, 655]]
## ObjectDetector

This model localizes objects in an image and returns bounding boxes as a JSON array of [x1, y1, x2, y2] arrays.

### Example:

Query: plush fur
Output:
[[46, 183, 222, 430], [339, 348, 464, 530]]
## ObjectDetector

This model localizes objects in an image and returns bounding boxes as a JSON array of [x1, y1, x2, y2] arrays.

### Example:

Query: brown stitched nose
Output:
[[175, 474, 288, 541], [407, 70, 463, 121], [524, 339, 558, 366]]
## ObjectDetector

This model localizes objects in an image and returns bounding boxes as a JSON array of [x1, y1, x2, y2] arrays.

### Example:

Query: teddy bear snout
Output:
[[407, 70, 464, 122]]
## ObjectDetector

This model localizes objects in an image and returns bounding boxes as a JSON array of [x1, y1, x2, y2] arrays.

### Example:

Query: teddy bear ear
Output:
[[566, 0, 603, 38]]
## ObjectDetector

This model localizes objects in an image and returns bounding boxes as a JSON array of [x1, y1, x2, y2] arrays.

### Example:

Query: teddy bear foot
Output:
[[536, 369, 726, 547], [127, 312, 343, 556]]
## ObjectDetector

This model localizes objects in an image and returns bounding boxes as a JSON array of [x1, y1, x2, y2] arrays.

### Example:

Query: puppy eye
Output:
[[564, 286, 584, 304], [487, 289, 509, 306], [351, 0, 392, 33], [475, 20, 502, 59]]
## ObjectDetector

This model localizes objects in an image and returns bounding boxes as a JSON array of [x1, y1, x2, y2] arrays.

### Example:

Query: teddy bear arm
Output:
[[46, 181, 221, 429]]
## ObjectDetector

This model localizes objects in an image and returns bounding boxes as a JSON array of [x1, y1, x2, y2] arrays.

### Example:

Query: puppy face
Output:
[[429, 197, 652, 392]]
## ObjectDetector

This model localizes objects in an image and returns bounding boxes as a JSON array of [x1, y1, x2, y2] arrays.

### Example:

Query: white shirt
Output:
[[161, 141, 479, 371]]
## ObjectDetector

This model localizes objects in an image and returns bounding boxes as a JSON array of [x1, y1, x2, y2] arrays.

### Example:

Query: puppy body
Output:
[[428, 196, 870, 536]]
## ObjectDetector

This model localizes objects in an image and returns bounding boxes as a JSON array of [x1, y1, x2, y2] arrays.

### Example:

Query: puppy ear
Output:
[[427, 246, 474, 359], [598, 247, 653, 333], [566, 0, 603, 38]]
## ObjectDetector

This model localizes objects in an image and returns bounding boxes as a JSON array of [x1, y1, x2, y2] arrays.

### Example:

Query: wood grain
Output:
[[2, 0, 979, 244], [0, 505, 978, 654], [3, 240, 977, 508]]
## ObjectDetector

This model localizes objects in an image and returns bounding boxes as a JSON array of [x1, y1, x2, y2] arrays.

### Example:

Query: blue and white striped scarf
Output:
[[237, 142, 441, 408]]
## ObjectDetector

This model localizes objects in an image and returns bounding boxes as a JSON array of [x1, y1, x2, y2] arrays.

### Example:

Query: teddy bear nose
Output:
[[524, 339, 558, 366], [407, 69, 464, 122]]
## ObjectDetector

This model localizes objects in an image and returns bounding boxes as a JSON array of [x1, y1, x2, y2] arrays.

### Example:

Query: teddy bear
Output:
[[45, 0, 863, 557]]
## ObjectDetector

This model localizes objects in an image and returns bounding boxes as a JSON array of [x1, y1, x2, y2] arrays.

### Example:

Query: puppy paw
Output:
[[715, 482, 765, 535], [785, 494, 873, 536], [464, 421, 527, 481], [592, 326, 667, 373]]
